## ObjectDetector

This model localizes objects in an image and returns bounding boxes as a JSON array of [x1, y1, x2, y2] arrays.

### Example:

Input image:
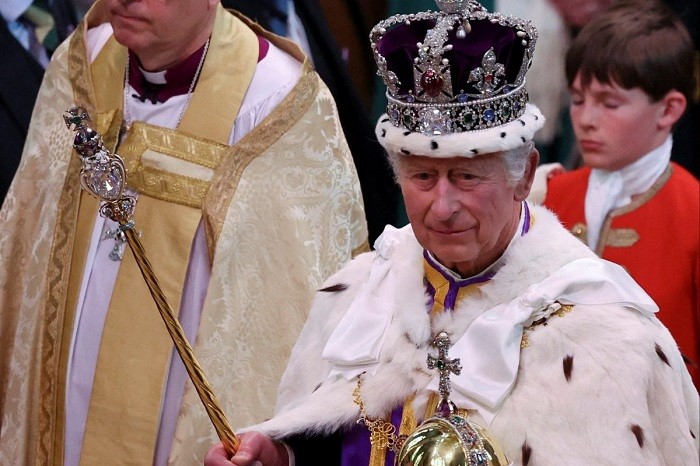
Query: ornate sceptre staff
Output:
[[63, 106, 239, 456]]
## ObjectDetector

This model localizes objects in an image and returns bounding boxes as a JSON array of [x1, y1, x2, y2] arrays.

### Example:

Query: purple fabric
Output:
[[341, 405, 404, 466], [422, 202, 531, 311], [425, 278, 436, 309], [377, 18, 523, 98], [128, 42, 208, 103], [423, 250, 495, 311], [522, 201, 531, 235]]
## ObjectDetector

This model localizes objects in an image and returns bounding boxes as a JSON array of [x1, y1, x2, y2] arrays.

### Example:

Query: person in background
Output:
[[204, 1, 698, 465], [541, 0, 699, 387], [547, 0, 699, 176], [0, 0, 78, 204], [225, 0, 401, 243], [0, 0, 368, 464]]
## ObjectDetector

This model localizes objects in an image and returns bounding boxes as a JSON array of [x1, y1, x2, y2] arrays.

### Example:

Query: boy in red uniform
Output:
[[543, 0, 699, 386]]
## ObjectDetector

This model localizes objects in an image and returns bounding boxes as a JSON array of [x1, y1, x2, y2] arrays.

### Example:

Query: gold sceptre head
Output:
[[63, 106, 240, 456], [397, 332, 511, 466]]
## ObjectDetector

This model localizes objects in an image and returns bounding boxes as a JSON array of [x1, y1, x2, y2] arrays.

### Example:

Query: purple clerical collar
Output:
[[128, 41, 208, 104]]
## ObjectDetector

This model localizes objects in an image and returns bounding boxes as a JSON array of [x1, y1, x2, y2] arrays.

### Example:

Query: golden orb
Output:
[[397, 413, 510, 466]]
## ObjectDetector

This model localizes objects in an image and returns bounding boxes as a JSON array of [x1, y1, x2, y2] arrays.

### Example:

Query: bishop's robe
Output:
[[0, 2, 368, 465]]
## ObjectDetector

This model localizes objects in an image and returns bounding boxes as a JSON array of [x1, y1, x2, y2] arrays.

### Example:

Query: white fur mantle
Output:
[[250, 205, 699, 465]]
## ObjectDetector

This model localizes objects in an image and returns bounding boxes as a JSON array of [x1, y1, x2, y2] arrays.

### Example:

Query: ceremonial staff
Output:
[[63, 106, 239, 457]]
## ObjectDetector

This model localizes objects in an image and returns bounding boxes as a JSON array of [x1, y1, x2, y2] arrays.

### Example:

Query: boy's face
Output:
[[569, 75, 669, 171]]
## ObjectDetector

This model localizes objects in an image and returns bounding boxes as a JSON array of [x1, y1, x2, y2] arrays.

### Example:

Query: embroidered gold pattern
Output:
[[553, 304, 574, 317], [116, 122, 229, 208], [605, 228, 640, 248], [36, 20, 104, 463], [38, 150, 83, 466], [353, 376, 405, 466], [521, 304, 574, 349], [520, 332, 530, 349]]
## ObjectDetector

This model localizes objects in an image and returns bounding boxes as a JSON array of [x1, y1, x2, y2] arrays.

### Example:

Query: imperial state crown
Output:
[[372, 0, 544, 157]]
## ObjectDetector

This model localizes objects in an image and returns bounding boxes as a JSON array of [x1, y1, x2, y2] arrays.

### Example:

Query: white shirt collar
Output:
[[584, 135, 672, 250]]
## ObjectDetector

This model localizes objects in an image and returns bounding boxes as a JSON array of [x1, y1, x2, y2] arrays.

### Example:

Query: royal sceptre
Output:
[[63, 106, 239, 456]]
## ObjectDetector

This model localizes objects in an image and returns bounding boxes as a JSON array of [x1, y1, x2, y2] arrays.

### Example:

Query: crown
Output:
[[371, 0, 538, 137]]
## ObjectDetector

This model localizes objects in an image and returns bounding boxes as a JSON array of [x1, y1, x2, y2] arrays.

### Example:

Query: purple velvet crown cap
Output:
[[377, 16, 525, 100], [370, 0, 545, 158]]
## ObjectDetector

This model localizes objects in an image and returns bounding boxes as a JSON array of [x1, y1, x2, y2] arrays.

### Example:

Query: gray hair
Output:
[[502, 141, 534, 186], [387, 141, 534, 186]]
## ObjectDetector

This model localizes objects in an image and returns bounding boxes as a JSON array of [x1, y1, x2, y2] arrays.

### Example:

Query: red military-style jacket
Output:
[[544, 163, 699, 387]]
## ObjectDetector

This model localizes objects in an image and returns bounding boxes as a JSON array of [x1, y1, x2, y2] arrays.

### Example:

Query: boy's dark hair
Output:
[[565, 0, 695, 103]]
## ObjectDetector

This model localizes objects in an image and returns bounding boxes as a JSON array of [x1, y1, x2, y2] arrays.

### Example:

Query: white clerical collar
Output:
[[140, 68, 167, 85], [426, 201, 530, 282], [585, 135, 672, 250]]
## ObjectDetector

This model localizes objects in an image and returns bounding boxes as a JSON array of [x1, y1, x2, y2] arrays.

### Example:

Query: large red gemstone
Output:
[[420, 69, 444, 97]]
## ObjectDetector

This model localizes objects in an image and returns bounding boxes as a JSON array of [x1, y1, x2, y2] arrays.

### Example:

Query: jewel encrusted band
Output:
[[387, 85, 528, 135]]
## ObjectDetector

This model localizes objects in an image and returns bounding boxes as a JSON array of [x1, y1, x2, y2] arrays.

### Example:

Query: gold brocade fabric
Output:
[[79, 4, 258, 463], [0, 3, 368, 466], [79, 195, 203, 465], [169, 81, 369, 465]]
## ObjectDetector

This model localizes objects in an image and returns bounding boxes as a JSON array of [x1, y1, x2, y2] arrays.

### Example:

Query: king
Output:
[[203, 1, 698, 465]]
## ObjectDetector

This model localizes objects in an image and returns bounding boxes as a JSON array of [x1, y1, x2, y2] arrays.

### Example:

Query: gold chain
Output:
[[353, 376, 405, 452]]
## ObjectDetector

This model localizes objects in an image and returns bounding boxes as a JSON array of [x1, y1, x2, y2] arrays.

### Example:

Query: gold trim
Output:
[[609, 165, 672, 217], [202, 58, 319, 256], [595, 165, 672, 255], [38, 155, 84, 465], [232, 10, 307, 63], [122, 121, 229, 169], [39, 8, 115, 460], [398, 395, 417, 438], [353, 377, 421, 464], [570, 222, 587, 244], [178, 5, 258, 144], [605, 228, 640, 248], [425, 391, 440, 417], [116, 122, 229, 208], [553, 304, 574, 318], [520, 332, 530, 349], [90, 36, 125, 113], [96, 109, 124, 153], [67, 12, 96, 115], [132, 166, 211, 208], [53, 192, 100, 465]]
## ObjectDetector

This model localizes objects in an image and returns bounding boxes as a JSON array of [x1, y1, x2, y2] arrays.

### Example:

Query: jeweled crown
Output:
[[371, 0, 538, 136]]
